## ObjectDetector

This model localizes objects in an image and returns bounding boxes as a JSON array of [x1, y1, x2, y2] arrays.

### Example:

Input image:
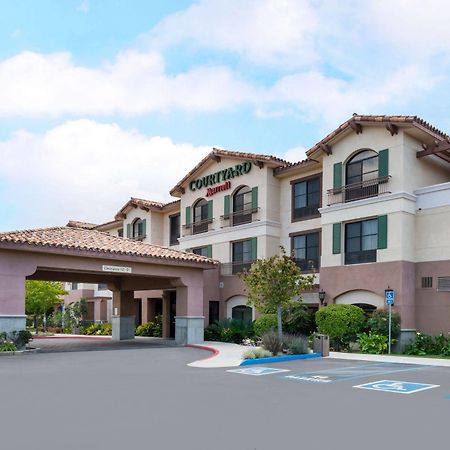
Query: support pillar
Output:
[[162, 292, 171, 338], [111, 290, 135, 340], [94, 299, 102, 323]]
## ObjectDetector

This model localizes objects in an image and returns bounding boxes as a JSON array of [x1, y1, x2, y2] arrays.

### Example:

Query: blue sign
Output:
[[227, 367, 290, 376], [385, 289, 395, 305], [354, 380, 439, 394]]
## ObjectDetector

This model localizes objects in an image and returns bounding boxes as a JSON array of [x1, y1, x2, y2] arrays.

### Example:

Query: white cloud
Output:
[[0, 50, 257, 117], [283, 146, 307, 162], [0, 120, 211, 229]]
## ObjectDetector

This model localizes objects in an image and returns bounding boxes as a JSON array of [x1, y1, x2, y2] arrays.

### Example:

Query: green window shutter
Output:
[[251, 186, 259, 210], [332, 223, 341, 254], [378, 149, 389, 178], [224, 195, 230, 217], [142, 219, 146, 237], [333, 162, 342, 189], [126, 223, 131, 238], [207, 200, 213, 219], [251, 237, 257, 261], [185, 206, 191, 225], [377, 215, 388, 249], [207, 244, 212, 258]]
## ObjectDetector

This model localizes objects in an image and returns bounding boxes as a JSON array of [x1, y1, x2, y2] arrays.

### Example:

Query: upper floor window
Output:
[[192, 246, 209, 257], [231, 238, 256, 274], [292, 176, 321, 221], [71, 282, 78, 290], [132, 218, 145, 240], [345, 218, 377, 265], [118, 228, 123, 237], [345, 149, 379, 202], [292, 231, 320, 272], [97, 283, 108, 290], [169, 214, 180, 246], [233, 185, 253, 225], [193, 198, 209, 234]]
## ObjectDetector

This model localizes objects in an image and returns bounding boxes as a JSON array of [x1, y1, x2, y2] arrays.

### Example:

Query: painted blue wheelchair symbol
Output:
[[227, 367, 290, 376], [354, 380, 439, 394]]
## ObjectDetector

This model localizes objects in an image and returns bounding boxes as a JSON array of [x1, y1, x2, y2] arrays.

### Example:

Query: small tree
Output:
[[240, 247, 314, 339], [25, 281, 67, 334]]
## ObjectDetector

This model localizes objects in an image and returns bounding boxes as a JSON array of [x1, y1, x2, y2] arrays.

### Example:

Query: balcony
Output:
[[221, 260, 256, 276], [182, 218, 214, 237], [327, 176, 391, 206], [294, 258, 319, 273], [220, 207, 260, 228]]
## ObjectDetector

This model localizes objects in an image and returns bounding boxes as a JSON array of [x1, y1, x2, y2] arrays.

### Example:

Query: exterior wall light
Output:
[[318, 289, 327, 306]]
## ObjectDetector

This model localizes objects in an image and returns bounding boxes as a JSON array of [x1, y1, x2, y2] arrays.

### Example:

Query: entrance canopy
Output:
[[0, 227, 217, 344]]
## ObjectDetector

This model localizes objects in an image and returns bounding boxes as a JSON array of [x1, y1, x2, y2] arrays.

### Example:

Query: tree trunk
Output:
[[43, 313, 47, 333], [34, 316, 39, 335], [277, 305, 283, 340]]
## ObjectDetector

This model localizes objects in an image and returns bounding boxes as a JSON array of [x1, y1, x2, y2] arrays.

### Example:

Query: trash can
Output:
[[313, 334, 330, 357]]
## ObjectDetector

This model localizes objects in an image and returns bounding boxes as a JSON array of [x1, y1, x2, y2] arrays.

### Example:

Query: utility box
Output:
[[313, 334, 330, 357]]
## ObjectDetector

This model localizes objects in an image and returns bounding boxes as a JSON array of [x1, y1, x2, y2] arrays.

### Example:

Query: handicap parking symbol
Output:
[[227, 367, 290, 376], [354, 380, 440, 394]]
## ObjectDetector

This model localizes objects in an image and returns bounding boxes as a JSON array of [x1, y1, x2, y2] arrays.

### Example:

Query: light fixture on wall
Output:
[[318, 289, 327, 307]]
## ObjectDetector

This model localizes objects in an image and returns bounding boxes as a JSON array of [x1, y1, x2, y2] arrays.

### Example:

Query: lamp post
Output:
[[318, 289, 326, 307]]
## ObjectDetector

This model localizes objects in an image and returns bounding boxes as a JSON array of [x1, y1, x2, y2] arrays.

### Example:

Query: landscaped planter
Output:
[[240, 352, 321, 366]]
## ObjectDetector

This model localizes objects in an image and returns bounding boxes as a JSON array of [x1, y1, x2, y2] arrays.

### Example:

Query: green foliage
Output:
[[357, 332, 388, 354], [10, 330, 33, 349], [282, 302, 317, 335], [253, 314, 278, 337], [240, 247, 314, 336], [83, 323, 112, 336], [204, 319, 254, 344], [366, 310, 401, 339], [242, 347, 272, 360], [282, 334, 308, 355], [25, 281, 67, 316], [315, 304, 366, 350], [261, 330, 283, 355], [405, 333, 450, 356], [0, 342, 17, 352], [135, 315, 163, 337]]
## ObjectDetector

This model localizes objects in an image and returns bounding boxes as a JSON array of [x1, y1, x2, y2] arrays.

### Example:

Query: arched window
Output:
[[132, 218, 145, 239], [232, 185, 252, 225], [345, 149, 378, 201], [193, 198, 208, 234], [231, 305, 253, 323]]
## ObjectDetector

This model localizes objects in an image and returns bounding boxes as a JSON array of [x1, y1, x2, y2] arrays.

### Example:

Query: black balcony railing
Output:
[[344, 249, 377, 265], [220, 207, 260, 228], [220, 260, 256, 276], [294, 258, 319, 273], [182, 218, 213, 236], [327, 176, 390, 205]]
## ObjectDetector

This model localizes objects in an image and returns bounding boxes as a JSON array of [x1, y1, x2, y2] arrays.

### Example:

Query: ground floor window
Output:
[[232, 305, 252, 323], [209, 301, 220, 324]]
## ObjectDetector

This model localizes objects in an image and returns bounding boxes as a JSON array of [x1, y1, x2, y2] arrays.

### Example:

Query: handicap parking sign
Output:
[[354, 380, 439, 394], [227, 367, 290, 376], [385, 289, 394, 305]]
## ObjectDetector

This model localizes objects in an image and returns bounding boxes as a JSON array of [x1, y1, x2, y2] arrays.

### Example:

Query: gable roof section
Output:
[[66, 220, 97, 230], [115, 197, 181, 220], [306, 115, 450, 159], [170, 148, 288, 196], [0, 226, 216, 266]]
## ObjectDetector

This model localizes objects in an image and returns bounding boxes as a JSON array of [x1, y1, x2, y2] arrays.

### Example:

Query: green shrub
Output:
[[405, 332, 450, 356], [135, 315, 163, 337], [83, 323, 112, 336], [0, 342, 17, 352], [204, 319, 254, 344], [11, 330, 33, 349], [282, 303, 317, 335], [282, 334, 308, 355], [315, 304, 366, 350], [253, 314, 278, 337], [261, 330, 283, 355], [366, 310, 401, 339], [242, 347, 272, 359], [358, 332, 388, 354]]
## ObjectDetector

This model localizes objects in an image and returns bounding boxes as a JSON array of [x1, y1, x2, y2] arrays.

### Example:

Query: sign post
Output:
[[385, 289, 395, 354]]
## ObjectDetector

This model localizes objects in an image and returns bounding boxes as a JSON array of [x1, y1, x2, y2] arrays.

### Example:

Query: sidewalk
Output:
[[187, 342, 246, 368]]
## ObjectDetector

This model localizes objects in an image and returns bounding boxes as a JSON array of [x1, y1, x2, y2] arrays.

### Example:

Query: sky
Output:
[[1, 0, 450, 230]]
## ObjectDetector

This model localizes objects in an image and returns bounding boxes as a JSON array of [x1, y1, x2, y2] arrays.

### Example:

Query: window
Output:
[[421, 277, 433, 289], [292, 176, 321, 220], [169, 214, 180, 245], [437, 277, 450, 292], [192, 246, 209, 257], [193, 198, 209, 234], [97, 283, 108, 290], [232, 305, 252, 323], [233, 186, 253, 225], [345, 219, 378, 265], [71, 282, 78, 290], [118, 228, 123, 237], [132, 218, 145, 239], [209, 301, 220, 324], [232, 239, 253, 274], [345, 149, 379, 201], [292, 232, 320, 272]]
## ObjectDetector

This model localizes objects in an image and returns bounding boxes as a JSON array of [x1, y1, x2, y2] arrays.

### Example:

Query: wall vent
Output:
[[437, 277, 450, 292], [421, 277, 433, 288]]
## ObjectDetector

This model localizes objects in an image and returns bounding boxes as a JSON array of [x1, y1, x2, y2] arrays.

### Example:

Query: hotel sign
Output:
[[189, 161, 252, 194], [102, 265, 132, 274]]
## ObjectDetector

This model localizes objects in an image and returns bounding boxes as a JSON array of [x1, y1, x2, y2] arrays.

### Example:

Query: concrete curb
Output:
[[240, 353, 322, 366], [32, 335, 111, 340], [186, 344, 220, 359], [0, 347, 40, 356]]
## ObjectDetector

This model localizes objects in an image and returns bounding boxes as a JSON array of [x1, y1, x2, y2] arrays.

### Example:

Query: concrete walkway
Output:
[[187, 342, 450, 368]]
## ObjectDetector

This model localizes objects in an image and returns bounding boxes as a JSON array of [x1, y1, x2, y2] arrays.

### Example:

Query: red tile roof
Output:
[[66, 220, 97, 230], [115, 197, 180, 220], [0, 227, 216, 266]]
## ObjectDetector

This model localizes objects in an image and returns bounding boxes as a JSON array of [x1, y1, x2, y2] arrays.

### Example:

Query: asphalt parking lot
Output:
[[0, 346, 448, 450]]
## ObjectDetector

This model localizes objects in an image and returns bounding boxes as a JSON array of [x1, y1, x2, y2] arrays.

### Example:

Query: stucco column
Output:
[[162, 292, 171, 338], [175, 274, 205, 345], [94, 299, 102, 323], [111, 290, 135, 340]]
